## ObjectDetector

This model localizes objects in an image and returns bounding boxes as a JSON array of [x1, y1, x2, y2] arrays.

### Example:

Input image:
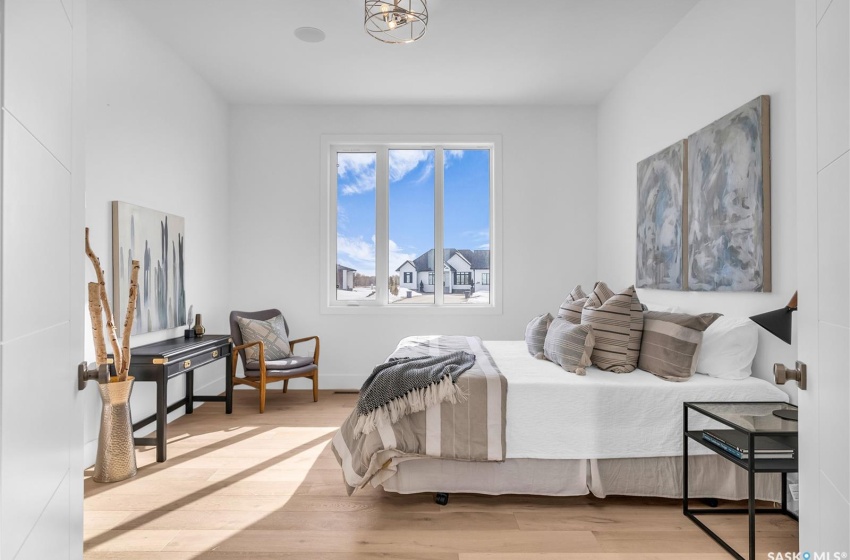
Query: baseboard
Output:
[[83, 374, 226, 469], [272, 374, 362, 391]]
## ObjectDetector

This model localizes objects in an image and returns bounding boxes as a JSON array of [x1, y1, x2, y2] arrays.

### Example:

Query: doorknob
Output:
[[773, 361, 807, 390], [78, 362, 110, 391]]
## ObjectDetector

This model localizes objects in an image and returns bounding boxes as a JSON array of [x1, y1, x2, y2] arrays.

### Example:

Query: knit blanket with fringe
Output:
[[353, 350, 476, 436]]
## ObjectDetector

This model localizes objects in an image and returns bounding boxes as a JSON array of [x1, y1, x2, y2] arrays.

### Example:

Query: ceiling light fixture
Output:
[[364, 0, 428, 44]]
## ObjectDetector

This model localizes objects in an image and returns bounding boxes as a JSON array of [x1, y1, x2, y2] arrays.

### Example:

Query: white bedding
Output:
[[486, 340, 790, 460]]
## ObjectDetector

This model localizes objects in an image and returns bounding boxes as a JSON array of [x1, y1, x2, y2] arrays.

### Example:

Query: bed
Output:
[[333, 336, 789, 501]]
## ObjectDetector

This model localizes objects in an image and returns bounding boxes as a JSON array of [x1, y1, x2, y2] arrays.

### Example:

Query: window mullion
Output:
[[330, 148, 339, 306], [434, 148, 445, 306], [375, 147, 390, 305]]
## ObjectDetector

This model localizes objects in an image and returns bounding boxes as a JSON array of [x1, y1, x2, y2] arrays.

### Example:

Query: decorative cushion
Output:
[[525, 313, 554, 358], [558, 285, 589, 324], [638, 311, 722, 381], [696, 316, 759, 379], [541, 319, 595, 376], [580, 282, 644, 373], [236, 315, 293, 364]]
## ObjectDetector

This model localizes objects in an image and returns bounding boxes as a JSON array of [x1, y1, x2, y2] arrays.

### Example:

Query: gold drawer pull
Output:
[[183, 359, 192, 369], [212, 350, 219, 358]]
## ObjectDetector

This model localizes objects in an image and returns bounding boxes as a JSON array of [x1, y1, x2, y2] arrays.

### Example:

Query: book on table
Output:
[[702, 430, 794, 460]]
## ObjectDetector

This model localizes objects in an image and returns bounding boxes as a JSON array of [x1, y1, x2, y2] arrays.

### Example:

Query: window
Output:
[[334, 152, 376, 302], [325, 137, 499, 312]]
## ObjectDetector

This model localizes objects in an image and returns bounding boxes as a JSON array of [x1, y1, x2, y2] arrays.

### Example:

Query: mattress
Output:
[[485, 340, 790, 460]]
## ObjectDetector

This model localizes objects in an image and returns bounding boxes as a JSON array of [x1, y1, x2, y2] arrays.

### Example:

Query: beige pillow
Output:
[[237, 315, 293, 364], [541, 318, 595, 376], [639, 311, 722, 381], [557, 284, 588, 324], [580, 282, 644, 373], [525, 313, 553, 358]]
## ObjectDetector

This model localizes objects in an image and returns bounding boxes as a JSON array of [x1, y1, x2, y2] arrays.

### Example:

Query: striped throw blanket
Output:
[[332, 336, 507, 495], [354, 351, 476, 436]]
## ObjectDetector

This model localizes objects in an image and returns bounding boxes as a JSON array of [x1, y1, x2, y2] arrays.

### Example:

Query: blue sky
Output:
[[337, 149, 490, 276]]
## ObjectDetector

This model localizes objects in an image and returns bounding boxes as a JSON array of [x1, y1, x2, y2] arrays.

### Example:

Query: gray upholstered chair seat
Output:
[[245, 363, 317, 378], [244, 356, 315, 372]]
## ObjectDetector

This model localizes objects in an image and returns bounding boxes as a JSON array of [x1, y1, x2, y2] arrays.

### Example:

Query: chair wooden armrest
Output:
[[232, 340, 266, 380], [290, 335, 320, 365]]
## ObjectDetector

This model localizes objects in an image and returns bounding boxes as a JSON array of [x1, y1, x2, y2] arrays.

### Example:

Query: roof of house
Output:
[[396, 249, 490, 272], [337, 264, 357, 272]]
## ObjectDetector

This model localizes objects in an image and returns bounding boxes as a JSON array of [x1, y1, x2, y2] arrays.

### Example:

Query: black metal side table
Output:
[[683, 401, 799, 560]]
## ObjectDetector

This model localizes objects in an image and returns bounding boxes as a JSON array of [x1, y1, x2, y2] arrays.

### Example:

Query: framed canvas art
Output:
[[687, 96, 771, 292], [112, 201, 187, 334], [636, 140, 687, 290]]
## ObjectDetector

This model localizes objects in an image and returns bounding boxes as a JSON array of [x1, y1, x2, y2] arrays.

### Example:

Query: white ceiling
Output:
[[116, 0, 699, 105]]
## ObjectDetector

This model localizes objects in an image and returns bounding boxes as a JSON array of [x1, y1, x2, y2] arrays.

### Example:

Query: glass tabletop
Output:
[[688, 402, 798, 434]]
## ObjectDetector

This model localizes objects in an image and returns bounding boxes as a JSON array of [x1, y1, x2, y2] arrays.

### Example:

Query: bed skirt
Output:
[[377, 455, 781, 502]]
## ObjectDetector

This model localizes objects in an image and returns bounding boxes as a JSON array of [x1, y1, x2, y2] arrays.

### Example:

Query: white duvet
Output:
[[485, 341, 790, 460]]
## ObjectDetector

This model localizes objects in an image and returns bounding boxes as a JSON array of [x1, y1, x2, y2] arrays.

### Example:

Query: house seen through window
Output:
[[334, 146, 492, 306]]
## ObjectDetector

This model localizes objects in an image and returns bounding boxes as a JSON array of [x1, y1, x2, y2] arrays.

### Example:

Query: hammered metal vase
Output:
[[93, 377, 137, 483]]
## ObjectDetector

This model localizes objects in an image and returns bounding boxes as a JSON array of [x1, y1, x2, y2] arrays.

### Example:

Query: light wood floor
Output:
[[84, 390, 798, 559]]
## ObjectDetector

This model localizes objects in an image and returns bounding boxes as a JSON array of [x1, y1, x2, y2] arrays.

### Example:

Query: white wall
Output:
[[83, 0, 230, 466], [229, 105, 597, 388], [596, 0, 798, 398]]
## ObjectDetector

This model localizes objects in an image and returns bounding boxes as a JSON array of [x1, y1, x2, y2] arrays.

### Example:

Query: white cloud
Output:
[[338, 152, 375, 175], [389, 150, 432, 182], [445, 149, 465, 162], [389, 239, 418, 273], [338, 153, 376, 195], [337, 235, 416, 277], [462, 228, 490, 241], [337, 235, 375, 274]]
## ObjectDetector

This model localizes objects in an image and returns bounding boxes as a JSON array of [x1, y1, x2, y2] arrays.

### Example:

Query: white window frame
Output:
[[320, 134, 502, 315]]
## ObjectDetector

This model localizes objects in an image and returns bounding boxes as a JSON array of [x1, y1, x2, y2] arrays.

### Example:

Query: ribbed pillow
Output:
[[525, 313, 553, 358], [639, 311, 722, 381], [581, 283, 644, 373], [557, 285, 588, 324], [541, 319, 595, 376], [236, 315, 293, 364]]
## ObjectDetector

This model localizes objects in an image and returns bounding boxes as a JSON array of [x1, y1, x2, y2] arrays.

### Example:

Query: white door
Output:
[[1, 0, 86, 558], [796, 0, 850, 552]]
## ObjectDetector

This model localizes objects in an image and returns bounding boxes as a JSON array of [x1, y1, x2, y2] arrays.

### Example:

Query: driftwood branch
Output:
[[87, 282, 108, 366], [119, 260, 141, 380], [85, 227, 123, 374]]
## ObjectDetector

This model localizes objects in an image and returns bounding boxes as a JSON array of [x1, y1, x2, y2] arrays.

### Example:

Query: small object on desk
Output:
[[184, 305, 195, 338], [194, 313, 206, 337]]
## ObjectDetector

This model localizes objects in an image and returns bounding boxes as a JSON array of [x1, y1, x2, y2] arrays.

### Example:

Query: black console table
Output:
[[109, 335, 233, 462]]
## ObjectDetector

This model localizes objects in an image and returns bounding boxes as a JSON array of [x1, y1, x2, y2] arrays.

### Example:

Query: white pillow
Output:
[[643, 302, 684, 313], [695, 316, 758, 379]]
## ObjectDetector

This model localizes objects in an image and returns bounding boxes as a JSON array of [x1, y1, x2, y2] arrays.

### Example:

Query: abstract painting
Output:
[[636, 140, 687, 290], [687, 96, 771, 292], [112, 202, 187, 334]]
